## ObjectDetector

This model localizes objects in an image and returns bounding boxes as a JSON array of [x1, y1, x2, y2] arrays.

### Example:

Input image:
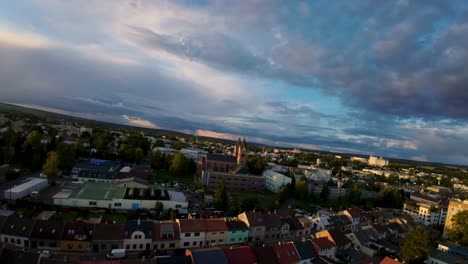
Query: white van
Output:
[[106, 249, 126, 259]]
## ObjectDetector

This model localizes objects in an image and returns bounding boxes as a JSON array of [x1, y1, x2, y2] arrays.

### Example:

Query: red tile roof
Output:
[[380, 257, 402, 264], [346, 208, 362, 219], [271, 243, 301, 264], [311, 237, 336, 250], [178, 219, 206, 233], [204, 218, 229, 232], [243, 212, 266, 227], [223, 246, 257, 264]]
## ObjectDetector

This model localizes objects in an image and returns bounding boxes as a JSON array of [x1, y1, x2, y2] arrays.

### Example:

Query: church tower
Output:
[[236, 138, 247, 166]]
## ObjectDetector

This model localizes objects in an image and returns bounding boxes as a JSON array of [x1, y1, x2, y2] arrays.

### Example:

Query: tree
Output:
[[241, 197, 259, 212], [56, 143, 76, 170], [214, 178, 229, 211], [169, 153, 187, 176], [155, 201, 164, 212], [153, 139, 165, 148], [320, 185, 330, 202], [400, 226, 430, 264], [447, 210, 468, 245], [172, 141, 185, 150], [134, 148, 144, 164], [296, 179, 309, 201], [247, 156, 267, 175], [150, 151, 166, 170], [43, 151, 59, 183]]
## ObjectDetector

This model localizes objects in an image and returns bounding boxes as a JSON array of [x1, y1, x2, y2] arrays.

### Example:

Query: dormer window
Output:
[[10, 225, 14, 229], [39, 228, 43, 232], [52, 229, 56, 233]]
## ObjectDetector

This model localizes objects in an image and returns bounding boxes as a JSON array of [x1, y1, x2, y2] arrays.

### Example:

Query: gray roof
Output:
[[429, 249, 466, 263], [189, 247, 228, 264], [124, 220, 153, 239]]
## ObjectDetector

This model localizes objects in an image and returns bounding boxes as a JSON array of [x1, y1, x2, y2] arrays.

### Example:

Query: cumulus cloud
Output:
[[2, 0, 468, 164]]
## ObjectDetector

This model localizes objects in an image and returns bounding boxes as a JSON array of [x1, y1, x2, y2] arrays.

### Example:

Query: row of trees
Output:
[[150, 151, 196, 177]]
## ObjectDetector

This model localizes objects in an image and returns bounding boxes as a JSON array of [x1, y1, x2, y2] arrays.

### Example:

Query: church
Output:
[[197, 138, 264, 192]]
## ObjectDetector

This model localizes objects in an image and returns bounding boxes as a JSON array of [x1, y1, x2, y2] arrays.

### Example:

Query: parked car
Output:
[[39, 250, 52, 258], [106, 249, 126, 259]]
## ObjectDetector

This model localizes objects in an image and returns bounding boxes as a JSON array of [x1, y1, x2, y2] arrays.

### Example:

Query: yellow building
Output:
[[60, 222, 95, 252], [443, 199, 468, 238]]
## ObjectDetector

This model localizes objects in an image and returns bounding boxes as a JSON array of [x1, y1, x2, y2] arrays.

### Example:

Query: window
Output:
[[126, 245, 130, 249], [231, 238, 235, 242], [218, 239, 223, 243], [184, 242, 190, 247], [194, 232, 200, 237], [192, 242, 197, 246], [78, 244, 82, 249], [133, 244, 136, 249], [50, 242, 57, 248], [211, 240, 215, 243], [139, 244, 143, 249], [220, 232, 224, 234], [185, 233, 191, 237], [16, 239, 20, 244], [89, 201, 97, 206], [114, 203, 121, 207], [3, 238, 7, 243], [160, 244, 165, 249], [169, 243, 175, 248]]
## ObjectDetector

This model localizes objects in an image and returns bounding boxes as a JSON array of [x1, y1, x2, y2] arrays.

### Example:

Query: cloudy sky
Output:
[[1, 1, 468, 165]]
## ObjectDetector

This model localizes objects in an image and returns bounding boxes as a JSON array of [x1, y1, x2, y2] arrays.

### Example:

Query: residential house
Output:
[[293, 240, 318, 264], [152, 221, 180, 251], [60, 222, 95, 252], [204, 218, 228, 247], [315, 229, 351, 256], [30, 219, 65, 250], [254, 245, 280, 264], [271, 242, 301, 264], [92, 224, 124, 253], [123, 220, 153, 251], [223, 246, 257, 264], [343, 208, 362, 230], [297, 217, 313, 237], [185, 247, 228, 264], [342, 247, 373, 264], [1, 215, 34, 248], [225, 218, 249, 245], [310, 216, 332, 231], [345, 230, 375, 257], [238, 212, 266, 242], [281, 217, 303, 240], [264, 213, 286, 242], [177, 219, 206, 248], [311, 238, 336, 259]]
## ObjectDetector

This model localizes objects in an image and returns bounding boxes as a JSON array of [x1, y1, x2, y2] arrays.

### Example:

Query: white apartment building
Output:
[[262, 169, 292, 193], [368, 156, 389, 167], [403, 202, 447, 226]]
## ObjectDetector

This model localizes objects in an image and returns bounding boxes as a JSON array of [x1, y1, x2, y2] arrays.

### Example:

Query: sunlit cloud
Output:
[[122, 115, 158, 128]]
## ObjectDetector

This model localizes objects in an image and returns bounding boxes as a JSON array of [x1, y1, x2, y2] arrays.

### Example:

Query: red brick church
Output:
[[198, 138, 264, 192]]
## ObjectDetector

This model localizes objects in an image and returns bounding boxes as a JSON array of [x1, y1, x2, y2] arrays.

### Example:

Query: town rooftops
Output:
[[271, 242, 301, 264], [225, 218, 248, 231], [74, 159, 121, 172], [2, 215, 34, 237], [223, 246, 257, 264], [156, 255, 191, 264], [311, 237, 336, 250], [124, 220, 153, 239], [93, 224, 124, 241], [186, 247, 228, 264], [322, 229, 352, 247], [282, 217, 303, 231], [204, 218, 229, 232], [293, 240, 317, 260], [254, 245, 280, 264], [153, 222, 180, 241], [206, 153, 236, 163], [345, 208, 362, 219], [30, 219, 65, 240], [380, 256, 402, 264], [61, 222, 95, 241], [177, 219, 206, 233], [263, 213, 282, 228], [242, 212, 266, 227]]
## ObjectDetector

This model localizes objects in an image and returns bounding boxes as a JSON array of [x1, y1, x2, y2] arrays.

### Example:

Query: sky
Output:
[[1, 1, 468, 165]]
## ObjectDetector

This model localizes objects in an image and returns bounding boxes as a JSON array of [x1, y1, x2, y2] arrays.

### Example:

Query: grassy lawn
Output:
[[56, 212, 78, 222], [151, 170, 194, 185], [102, 213, 127, 224], [229, 190, 277, 211]]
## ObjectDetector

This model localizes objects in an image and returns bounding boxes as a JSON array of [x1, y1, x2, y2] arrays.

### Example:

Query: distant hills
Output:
[[1, 101, 466, 168]]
